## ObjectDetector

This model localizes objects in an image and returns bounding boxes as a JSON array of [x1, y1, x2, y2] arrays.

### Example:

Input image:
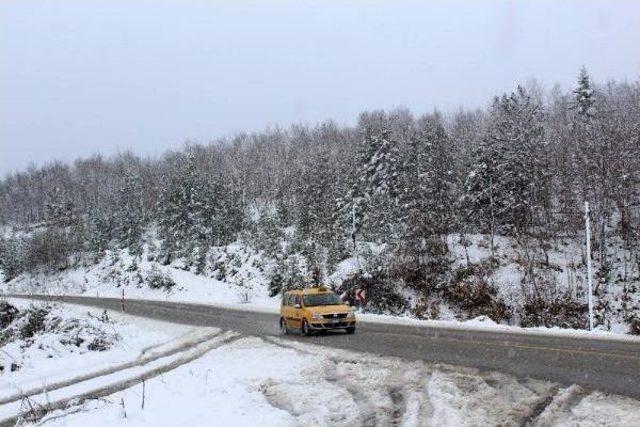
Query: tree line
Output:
[[1, 69, 639, 307]]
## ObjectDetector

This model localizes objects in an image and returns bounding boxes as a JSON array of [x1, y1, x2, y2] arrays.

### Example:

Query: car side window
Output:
[[294, 295, 302, 307]]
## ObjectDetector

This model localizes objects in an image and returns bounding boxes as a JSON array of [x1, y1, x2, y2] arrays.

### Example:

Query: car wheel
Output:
[[280, 318, 289, 335], [302, 320, 311, 336], [345, 327, 355, 334]]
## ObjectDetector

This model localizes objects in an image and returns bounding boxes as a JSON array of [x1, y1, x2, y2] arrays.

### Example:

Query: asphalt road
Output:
[[8, 294, 640, 399]]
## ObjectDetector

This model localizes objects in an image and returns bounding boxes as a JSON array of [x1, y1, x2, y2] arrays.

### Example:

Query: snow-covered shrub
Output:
[[520, 294, 587, 329], [391, 238, 453, 293], [0, 236, 26, 282], [427, 258, 511, 322], [0, 227, 81, 281], [0, 300, 19, 329], [341, 271, 407, 315], [87, 335, 112, 351], [267, 271, 284, 297], [19, 305, 49, 339], [1, 303, 121, 374], [234, 275, 254, 304], [412, 298, 440, 320], [23, 227, 78, 271], [444, 280, 510, 322], [629, 316, 640, 336], [146, 266, 176, 291]]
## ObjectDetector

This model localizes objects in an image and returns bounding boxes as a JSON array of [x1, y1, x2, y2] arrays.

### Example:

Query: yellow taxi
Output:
[[280, 287, 356, 335]]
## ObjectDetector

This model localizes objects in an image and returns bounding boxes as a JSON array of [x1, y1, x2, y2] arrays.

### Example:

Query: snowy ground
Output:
[[2, 306, 636, 427], [2, 244, 277, 311], [0, 299, 224, 425]]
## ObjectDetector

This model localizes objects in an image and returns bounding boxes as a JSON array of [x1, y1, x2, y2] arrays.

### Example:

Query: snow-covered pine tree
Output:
[[466, 86, 547, 241], [296, 148, 335, 245], [113, 171, 144, 253], [157, 152, 245, 262], [399, 113, 458, 268], [395, 115, 456, 293], [0, 236, 25, 282], [252, 207, 283, 258], [156, 155, 200, 260], [360, 128, 402, 242], [292, 146, 346, 275], [200, 174, 245, 246], [84, 205, 112, 255], [574, 66, 597, 120]]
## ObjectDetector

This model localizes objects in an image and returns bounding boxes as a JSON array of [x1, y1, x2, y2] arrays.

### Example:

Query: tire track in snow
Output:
[[518, 385, 560, 427], [260, 337, 374, 425], [0, 328, 220, 406], [0, 331, 240, 427], [324, 360, 378, 427], [263, 336, 433, 426], [527, 385, 588, 427]]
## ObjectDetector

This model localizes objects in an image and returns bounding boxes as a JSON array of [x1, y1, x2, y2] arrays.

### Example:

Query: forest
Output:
[[1, 69, 640, 331]]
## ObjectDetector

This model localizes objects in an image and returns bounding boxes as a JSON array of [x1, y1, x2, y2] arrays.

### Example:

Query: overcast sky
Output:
[[1, 0, 639, 175]]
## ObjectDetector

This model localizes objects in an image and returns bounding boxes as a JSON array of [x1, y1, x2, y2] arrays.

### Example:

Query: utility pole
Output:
[[584, 202, 594, 331]]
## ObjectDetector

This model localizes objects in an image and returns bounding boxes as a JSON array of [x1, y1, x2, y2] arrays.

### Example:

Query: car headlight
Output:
[[346, 311, 355, 319], [311, 312, 323, 320]]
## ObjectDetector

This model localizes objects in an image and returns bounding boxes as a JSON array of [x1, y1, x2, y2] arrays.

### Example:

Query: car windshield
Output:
[[303, 293, 343, 307]]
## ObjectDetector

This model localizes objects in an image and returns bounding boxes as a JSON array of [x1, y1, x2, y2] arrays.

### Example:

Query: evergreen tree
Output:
[[399, 114, 458, 267], [200, 175, 245, 245], [358, 128, 403, 242], [251, 207, 283, 257], [113, 171, 144, 253], [466, 86, 547, 240], [574, 66, 597, 120], [156, 156, 200, 259], [296, 149, 335, 246], [0, 236, 25, 282], [84, 206, 112, 255]]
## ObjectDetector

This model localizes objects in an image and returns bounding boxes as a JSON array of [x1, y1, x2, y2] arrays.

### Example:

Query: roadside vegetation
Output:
[[0, 300, 119, 375]]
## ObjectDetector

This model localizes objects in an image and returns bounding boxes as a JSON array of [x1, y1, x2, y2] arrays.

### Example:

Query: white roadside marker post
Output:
[[584, 202, 594, 331], [351, 202, 357, 252]]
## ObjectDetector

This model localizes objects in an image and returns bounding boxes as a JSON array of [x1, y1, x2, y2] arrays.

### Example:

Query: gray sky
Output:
[[1, 0, 639, 175]]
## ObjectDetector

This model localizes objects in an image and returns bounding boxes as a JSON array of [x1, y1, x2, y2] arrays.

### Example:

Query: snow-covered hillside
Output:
[[2, 230, 639, 336]]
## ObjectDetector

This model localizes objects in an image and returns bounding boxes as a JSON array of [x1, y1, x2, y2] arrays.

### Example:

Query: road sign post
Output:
[[584, 202, 594, 331]]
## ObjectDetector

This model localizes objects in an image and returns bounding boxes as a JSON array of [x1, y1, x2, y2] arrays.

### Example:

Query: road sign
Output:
[[355, 288, 366, 304]]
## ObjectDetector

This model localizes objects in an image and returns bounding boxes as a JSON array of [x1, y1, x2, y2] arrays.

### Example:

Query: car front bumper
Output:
[[309, 321, 356, 330]]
